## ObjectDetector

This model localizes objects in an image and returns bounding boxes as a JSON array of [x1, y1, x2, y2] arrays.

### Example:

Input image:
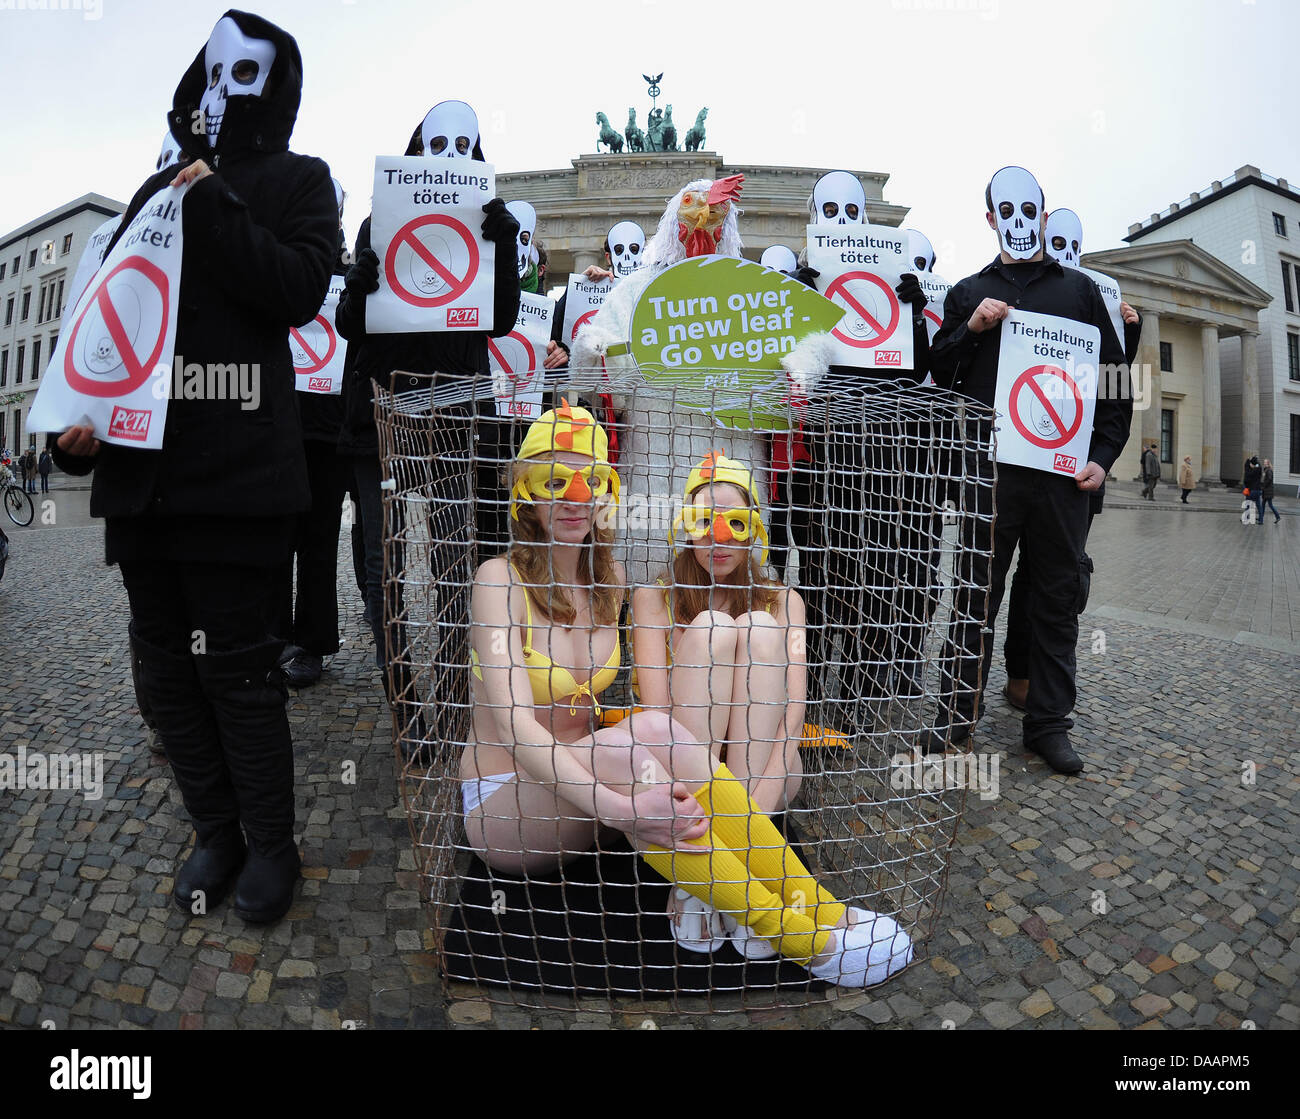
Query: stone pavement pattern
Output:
[[1, 487, 1297, 1029]]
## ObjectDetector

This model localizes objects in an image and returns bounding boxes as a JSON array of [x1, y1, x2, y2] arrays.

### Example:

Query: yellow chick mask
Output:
[[669, 450, 770, 565], [510, 400, 621, 520]]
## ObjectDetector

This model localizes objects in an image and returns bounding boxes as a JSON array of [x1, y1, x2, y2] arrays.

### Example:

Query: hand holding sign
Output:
[[968, 298, 1010, 333], [1075, 462, 1106, 491], [57, 425, 101, 459]]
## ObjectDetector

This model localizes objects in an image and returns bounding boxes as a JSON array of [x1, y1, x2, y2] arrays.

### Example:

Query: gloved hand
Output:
[[344, 247, 380, 296], [791, 264, 820, 291], [895, 272, 927, 315], [481, 198, 520, 246]]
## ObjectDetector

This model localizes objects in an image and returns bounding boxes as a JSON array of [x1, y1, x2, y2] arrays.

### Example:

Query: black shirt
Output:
[[929, 256, 1131, 473]]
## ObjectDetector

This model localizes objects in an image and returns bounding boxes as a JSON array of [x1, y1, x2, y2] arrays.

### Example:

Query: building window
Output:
[[11, 411, 19, 454], [1160, 409, 1174, 464], [1275, 213, 1289, 238], [1290, 333, 1300, 382], [1159, 341, 1173, 372], [15, 344, 24, 385], [27, 249, 37, 270], [37, 286, 47, 324], [0, 262, 5, 281], [20, 291, 30, 322], [55, 279, 64, 321], [1292, 415, 1300, 475], [1284, 261, 1296, 313], [62, 233, 73, 256], [49, 332, 58, 356], [4, 296, 12, 327], [31, 338, 41, 380], [11, 256, 18, 276], [0, 350, 7, 387]]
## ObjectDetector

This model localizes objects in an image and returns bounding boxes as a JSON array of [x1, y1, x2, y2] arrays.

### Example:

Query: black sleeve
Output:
[[490, 237, 522, 339], [184, 161, 336, 328], [551, 290, 569, 353], [1123, 315, 1142, 366], [334, 217, 371, 342], [1087, 282, 1132, 475], [927, 281, 979, 390], [908, 310, 929, 385], [50, 443, 98, 477]]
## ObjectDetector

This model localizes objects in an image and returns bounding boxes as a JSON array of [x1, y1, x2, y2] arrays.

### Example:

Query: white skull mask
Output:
[[905, 229, 936, 273], [988, 166, 1044, 260], [198, 16, 276, 149], [760, 245, 798, 275], [420, 100, 479, 158], [506, 201, 538, 278], [606, 221, 645, 278], [1045, 208, 1083, 268], [156, 131, 182, 173], [810, 171, 865, 225], [331, 177, 345, 221]]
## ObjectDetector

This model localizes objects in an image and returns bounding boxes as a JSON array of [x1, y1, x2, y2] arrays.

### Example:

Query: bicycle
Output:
[[1, 464, 35, 527]]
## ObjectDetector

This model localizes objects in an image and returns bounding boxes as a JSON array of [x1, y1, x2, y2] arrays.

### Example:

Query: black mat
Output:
[[441, 816, 825, 996]]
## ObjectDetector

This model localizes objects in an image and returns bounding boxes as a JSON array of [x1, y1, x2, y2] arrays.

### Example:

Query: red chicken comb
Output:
[[706, 174, 744, 206]]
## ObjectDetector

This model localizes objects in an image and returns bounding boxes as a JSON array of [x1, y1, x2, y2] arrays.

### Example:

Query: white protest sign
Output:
[[806, 223, 914, 371], [61, 215, 124, 335], [489, 291, 554, 419], [917, 271, 951, 386], [995, 309, 1100, 477], [366, 156, 496, 334], [562, 273, 614, 349], [292, 275, 346, 394], [29, 184, 189, 450], [1081, 266, 1125, 355]]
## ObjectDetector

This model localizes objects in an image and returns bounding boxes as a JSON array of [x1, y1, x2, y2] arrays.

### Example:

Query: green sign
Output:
[[621, 255, 842, 429]]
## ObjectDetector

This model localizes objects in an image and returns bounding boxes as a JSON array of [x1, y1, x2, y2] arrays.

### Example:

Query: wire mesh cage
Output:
[[374, 366, 996, 1013]]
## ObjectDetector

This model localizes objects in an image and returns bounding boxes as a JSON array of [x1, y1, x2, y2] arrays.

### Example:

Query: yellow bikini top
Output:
[[471, 564, 621, 715]]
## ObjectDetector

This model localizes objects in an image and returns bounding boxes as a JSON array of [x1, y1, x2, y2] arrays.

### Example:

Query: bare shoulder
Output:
[[779, 586, 806, 622], [632, 581, 670, 620], [475, 555, 512, 588]]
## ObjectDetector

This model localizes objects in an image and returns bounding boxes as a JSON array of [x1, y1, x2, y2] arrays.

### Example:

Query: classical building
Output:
[[1082, 241, 1269, 488], [0, 192, 125, 452], [497, 152, 909, 280], [1124, 165, 1297, 488]]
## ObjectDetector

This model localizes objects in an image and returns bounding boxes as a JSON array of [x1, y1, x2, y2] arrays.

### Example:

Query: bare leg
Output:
[[724, 612, 796, 809], [666, 611, 738, 753]]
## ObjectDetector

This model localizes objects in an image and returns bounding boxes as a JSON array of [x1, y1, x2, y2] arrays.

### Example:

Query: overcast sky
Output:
[[2, 0, 1296, 281]]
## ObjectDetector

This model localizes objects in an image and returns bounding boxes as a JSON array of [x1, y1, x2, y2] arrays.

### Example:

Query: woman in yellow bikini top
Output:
[[462, 407, 912, 986], [631, 451, 808, 817]]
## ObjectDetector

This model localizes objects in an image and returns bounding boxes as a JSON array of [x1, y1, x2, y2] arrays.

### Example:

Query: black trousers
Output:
[[943, 460, 1090, 744], [276, 439, 350, 656], [121, 558, 294, 849], [1003, 508, 1095, 681]]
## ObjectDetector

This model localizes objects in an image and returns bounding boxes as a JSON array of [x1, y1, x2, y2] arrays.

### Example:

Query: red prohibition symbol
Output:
[[571, 308, 598, 342], [1008, 364, 1084, 449], [488, 331, 538, 384], [64, 256, 170, 398], [824, 271, 900, 348], [290, 314, 338, 374], [384, 214, 479, 308]]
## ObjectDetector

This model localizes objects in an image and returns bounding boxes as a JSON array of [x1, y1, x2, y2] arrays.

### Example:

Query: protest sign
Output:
[[1081, 266, 1125, 353], [562, 273, 614, 349], [60, 214, 122, 334], [489, 291, 554, 419], [292, 276, 346, 394]]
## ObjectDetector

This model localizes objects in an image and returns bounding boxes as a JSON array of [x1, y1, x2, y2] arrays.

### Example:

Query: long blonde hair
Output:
[[505, 460, 622, 627]]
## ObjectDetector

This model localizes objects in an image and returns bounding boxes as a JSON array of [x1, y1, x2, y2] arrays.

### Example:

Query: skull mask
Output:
[[810, 171, 865, 225], [198, 16, 276, 149], [419, 100, 479, 158], [1045, 208, 1083, 269], [760, 245, 798, 275], [988, 166, 1044, 260], [905, 229, 936, 273], [606, 220, 645, 278], [331, 177, 345, 221], [506, 201, 538, 278], [156, 130, 182, 173]]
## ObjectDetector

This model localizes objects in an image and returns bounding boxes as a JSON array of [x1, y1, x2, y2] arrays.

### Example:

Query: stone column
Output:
[[1240, 330, 1260, 462], [572, 250, 605, 274], [1138, 311, 1162, 466], [1201, 324, 1221, 484]]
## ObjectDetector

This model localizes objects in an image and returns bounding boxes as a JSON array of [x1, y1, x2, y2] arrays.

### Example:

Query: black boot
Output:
[[194, 641, 300, 925], [131, 627, 243, 915]]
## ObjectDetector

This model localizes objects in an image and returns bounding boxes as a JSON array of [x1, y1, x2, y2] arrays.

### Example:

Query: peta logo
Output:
[[107, 407, 151, 441], [447, 308, 479, 327], [1053, 453, 1077, 473], [307, 377, 332, 392], [875, 350, 902, 366]]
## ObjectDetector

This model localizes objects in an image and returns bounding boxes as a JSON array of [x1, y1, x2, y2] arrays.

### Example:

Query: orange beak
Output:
[[712, 517, 734, 545], [563, 471, 592, 504]]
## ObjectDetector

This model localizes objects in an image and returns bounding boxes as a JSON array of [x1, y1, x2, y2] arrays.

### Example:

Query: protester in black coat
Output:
[[53, 9, 337, 924]]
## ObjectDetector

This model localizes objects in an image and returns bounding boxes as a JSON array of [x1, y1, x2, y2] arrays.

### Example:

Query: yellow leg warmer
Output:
[[640, 765, 842, 964]]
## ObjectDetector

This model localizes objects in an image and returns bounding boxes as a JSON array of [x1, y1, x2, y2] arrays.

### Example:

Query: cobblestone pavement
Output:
[[1, 490, 1296, 1029]]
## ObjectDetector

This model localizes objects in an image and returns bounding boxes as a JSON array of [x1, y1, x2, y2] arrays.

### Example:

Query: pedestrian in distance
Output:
[[1140, 442, 1160, 501], [1260, 459, 1281, 524], [1243, 455, 1263, 524], [1178, 455, 1194, 504]]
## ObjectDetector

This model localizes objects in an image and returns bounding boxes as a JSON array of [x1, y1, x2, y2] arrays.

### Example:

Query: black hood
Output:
[[169, 9, 303, 164]]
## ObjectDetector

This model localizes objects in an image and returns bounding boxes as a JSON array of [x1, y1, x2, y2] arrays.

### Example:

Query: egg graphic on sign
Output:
[[79, 283, 143, 381]]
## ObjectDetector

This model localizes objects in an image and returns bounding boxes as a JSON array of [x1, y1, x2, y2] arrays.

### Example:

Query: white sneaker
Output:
[[807, 907, 913, 987], [667, 889, 727, 953], [719, 912, 780, 960]]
